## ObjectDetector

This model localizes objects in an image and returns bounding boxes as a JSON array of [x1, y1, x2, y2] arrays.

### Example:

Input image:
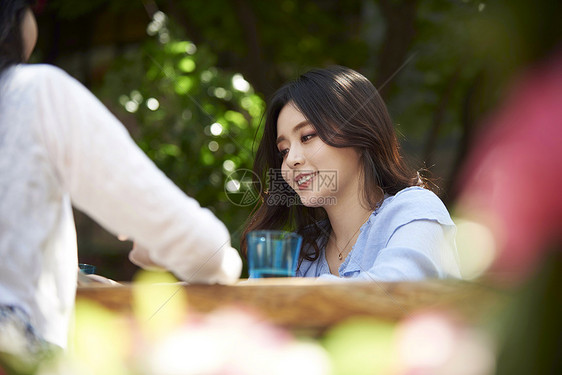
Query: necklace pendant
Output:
[[338, 253, 343, 261]]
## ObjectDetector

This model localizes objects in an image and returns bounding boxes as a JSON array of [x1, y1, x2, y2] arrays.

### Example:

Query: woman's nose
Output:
[[285, 147, 305, 168]]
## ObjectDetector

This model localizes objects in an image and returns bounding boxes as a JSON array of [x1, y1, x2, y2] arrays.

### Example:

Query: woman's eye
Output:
[[278, 149, 289, 158], [301, 133, 316, 142]]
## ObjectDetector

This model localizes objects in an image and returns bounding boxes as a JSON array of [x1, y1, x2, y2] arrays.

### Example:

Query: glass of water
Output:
[[246, 230, 303, 278]]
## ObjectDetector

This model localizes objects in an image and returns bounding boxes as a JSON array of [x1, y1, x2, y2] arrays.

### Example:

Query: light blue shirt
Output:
[[296, 187, 462, 281]]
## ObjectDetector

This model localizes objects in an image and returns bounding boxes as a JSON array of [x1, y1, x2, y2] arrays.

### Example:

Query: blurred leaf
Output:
[[323, 318, 396, 375]]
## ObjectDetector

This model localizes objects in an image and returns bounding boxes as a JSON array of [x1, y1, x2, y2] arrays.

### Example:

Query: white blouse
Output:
[[0, 64, 242, 348]]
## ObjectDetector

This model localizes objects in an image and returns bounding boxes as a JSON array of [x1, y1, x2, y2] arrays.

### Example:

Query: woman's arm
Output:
[[365, 219, 460, 281], [35, 65, 241, 284], [319, 219, 460, 282]]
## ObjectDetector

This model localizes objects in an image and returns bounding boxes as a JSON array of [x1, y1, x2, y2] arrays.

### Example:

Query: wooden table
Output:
[[76, 278, 504, 334]]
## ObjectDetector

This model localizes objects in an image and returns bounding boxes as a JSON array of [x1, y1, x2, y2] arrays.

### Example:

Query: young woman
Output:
[[0, 1, 241, 352], [242, 66, 461, 281]]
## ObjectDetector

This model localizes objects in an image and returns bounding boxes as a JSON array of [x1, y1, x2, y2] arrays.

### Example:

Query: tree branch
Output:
[[231, 0, 273, 98], [376, 0, 418, 98]]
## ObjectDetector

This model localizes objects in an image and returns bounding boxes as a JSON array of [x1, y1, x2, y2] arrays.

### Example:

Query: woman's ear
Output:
[[21, 8, 37, 61]]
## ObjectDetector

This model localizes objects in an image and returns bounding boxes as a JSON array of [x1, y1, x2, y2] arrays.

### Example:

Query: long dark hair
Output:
[[0, 0, 36, 76], [241, 66, 423, 262]]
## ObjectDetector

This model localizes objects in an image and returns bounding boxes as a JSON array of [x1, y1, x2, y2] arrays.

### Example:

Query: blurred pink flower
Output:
[[139, 307, 331, 375], [457, 50, 562, 281], [394, 311, 495, 375]]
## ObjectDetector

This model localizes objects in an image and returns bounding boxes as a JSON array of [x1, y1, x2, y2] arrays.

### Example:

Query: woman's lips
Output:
[[294, 171, 317, 190]]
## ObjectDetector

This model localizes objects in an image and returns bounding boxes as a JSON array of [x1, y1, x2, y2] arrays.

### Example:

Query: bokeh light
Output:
[[71, 300, 131, 375], [178, 57, 196, 73], [225, 179, 240, 192], [232, 74, 251, 92], [323, 318, 396, 375], [455, 218, 497, 280], [222, 159, 236, 172], [395, 312, 496, 375], [213, 87, 228, 99], [210, 122, 223, 136], [200, 70, 214, 83], [208, 141, 219, 152], [125, 101, 138, 113], [397, 313, 456, 368], [146, 98, 159, 111], [132, 271, 188, 341]]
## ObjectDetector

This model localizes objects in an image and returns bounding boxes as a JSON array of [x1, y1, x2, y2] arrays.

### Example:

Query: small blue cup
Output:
[[247, 230, 303, 278], [79, 263, 96, 275]]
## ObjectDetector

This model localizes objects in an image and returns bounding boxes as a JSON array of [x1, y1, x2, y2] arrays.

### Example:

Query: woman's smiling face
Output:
[[276, 102, 363, 208]]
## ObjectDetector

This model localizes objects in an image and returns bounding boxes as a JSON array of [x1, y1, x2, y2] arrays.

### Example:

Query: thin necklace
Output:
[[331, 213, 372, 261]]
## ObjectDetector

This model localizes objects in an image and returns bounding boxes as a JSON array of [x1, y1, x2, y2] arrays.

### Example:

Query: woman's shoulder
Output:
[[7, 64, 77, 91], [7, 65, 95, 110], [19, 63, 69, 77], [390, 185, 443, 204], [376, 186, 454, 226]]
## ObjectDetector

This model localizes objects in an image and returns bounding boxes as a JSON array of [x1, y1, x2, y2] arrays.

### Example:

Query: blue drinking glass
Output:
[[79, 263, 96, 275], [246, 230, 303, 278]]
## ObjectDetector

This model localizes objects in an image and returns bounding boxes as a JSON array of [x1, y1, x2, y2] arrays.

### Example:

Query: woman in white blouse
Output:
[[0, 0, 241, 352]]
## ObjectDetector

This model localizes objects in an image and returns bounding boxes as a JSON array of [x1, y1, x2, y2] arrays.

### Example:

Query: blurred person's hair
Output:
[[0, 0, 36, 76]]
